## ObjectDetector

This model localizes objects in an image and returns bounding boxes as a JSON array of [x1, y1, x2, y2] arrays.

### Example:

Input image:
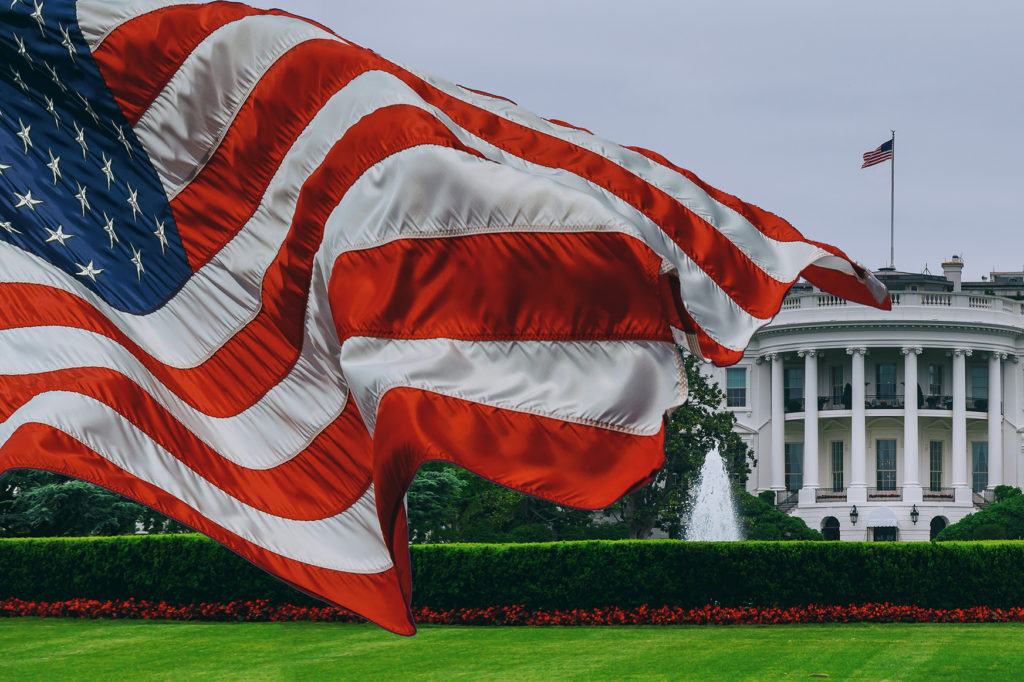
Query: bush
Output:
[[735, 490, 823, 541], [994, 485, 1022, 503], [5, 536, 1024, 612], [935, 494, 1024, 541]]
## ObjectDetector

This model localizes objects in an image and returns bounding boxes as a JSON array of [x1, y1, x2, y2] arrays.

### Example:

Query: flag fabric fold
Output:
[[862, 139, 894, 168], [0, 0, 890, 634]]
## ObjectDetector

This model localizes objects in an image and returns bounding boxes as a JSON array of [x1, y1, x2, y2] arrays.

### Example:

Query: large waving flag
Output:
[[0, 0, 890, 634]]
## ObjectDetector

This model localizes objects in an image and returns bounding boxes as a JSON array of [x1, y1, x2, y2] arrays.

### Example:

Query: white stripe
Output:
[[0, 325, 345, 469], [405, 65, 839, 284], [76, 0, 204, 50], [341, 337, 686, 438], [133, 14, 342, 199], [1, 392, 391, 573]]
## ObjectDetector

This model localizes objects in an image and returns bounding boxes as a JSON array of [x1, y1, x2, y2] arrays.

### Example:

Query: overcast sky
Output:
[[252, 1, 1023, 282]]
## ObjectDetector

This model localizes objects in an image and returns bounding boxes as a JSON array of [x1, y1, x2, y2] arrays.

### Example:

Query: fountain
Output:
[[684, 445, 742, 541]]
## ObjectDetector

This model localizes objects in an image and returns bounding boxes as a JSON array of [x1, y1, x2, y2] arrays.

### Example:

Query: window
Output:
[[784, 367, 804, 411], [970, 366, 988, 410], [785, 443, 803, 492], [928, 364, 943, 397], [725, 368, 746, 407], [829, 365, 844, 404], [929, 441, 943, 491], [873, 527, 898, 542], [822, 517, 840, 541], [831, 441, 844, 492], [876, 439, 896, 490], [876, 363, 897, 401], [972, 441, 988, 493]]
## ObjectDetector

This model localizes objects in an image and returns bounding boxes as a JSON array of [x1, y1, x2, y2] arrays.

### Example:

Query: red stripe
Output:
[[372, 388, 666, 515], [329, 231, 674, 343], [0, 368, 372, 519], [0, 423, 414, 635]]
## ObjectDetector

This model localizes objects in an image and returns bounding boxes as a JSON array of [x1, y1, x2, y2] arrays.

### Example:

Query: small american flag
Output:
[[0, 0, 890, 633], [862, 139, 894, 168]]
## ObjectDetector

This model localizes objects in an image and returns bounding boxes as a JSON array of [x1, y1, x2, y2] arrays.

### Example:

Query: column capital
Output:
[[845, 346, 867, 356], [757, 352, 779, 364], [900, 346, 923, 356], [953, 348, 973, 357], [797, 348, 817, 358], [992, 352, 1008, 361]]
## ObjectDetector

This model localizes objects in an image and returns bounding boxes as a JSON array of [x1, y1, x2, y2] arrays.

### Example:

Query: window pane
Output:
[[971, 367, 988, 400], [876, 363, 896, 400], [831, 441, 844, 491], [928, 364, 943, 396], [972, 441, 988, 493], [929, 441, 943, 492], [876, 439, 896, 490], [785, 443, 803, 492], [830, 366, 844, 402], [726, 368, 746, 407], [784, 368, 804, 409]]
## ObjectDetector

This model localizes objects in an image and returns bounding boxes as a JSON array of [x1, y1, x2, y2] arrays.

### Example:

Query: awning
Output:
[[865, 507, 899, 528]]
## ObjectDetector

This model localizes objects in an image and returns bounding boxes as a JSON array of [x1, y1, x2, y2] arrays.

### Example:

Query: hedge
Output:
[[3, 535, 1024, 611]]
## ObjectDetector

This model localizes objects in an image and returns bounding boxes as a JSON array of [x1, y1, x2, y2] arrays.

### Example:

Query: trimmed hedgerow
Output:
[[3, 536, 1024, 610]]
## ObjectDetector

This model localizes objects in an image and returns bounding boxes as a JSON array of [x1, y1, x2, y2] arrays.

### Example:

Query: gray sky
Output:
[[253, 1, 1023, 282]]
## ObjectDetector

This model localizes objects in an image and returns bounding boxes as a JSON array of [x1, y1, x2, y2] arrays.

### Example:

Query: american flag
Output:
[[0, 0, 890, 634], [862, 139, 894, 168]]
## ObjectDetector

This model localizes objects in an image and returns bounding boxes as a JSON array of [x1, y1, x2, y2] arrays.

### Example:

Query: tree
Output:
[[609, 351, 756, 539], [405, 462, 468, 543], [0, 469, 187, 537]]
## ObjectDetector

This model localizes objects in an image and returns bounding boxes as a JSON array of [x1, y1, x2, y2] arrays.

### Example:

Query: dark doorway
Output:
[[930, 516, 948, 540], [873, 527, 897, 542], [822, 516, 840, 541]]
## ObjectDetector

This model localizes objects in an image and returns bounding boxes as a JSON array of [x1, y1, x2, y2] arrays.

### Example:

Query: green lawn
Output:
[[2, 619, 1024, 680]]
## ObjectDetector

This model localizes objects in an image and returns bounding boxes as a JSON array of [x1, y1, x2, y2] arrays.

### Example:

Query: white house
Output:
[[707, 257, 1024, 541]]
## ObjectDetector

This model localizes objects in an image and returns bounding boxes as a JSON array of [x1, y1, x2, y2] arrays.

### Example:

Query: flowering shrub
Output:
[[4, 599, 1024, 625]]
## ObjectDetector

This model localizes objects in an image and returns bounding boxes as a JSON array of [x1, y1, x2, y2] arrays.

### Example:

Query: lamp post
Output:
[[850, 505, 859, 525]]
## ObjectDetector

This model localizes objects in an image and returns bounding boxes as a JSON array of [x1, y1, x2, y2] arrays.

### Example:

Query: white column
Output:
[[952, 348, 971, 502], [902, 346, 922, 503], [847, 347, 867, 503], [769, 353, 784, 491], [799, 349, 819, 505], [989, 352, 1005, 489]]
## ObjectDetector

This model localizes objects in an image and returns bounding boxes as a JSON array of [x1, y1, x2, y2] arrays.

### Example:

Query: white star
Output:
[[59, 23, 76, 62], [73, 121, 87, 159], [0, 220, 19, 234], [75, 260, 103, 282], [16, 118, 31, 154], [44, 96, 60, 129], [116, 125, 133, 158], [10, 67, 28, 93], [99, 153, 115, 189], [130, 244, 144, 280], [44, 224, 73, 246], [29, 0, 44, 36], [45, 149, 60, 184], [126, 183, 141, 221], [76, 92, 99, 124], [46, 63, 66, 93], [13, 189, 41, 211], [0, 162, 10, 176], [13, 34, 31, 63], [101, 211, 117, 248], [74, 181, 90, 215], [10, 0, 25, 9], [153, 217, 168, 254]]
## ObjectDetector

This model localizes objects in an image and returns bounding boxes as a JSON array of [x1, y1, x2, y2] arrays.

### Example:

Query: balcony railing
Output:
[[973, 489, 995, 508], [774, 490, 798, 513], [865, 393, 903, 409], [966, 397, 989, 412], [867, 487, 903, 501], [783, 398, 805, 413], [922, 394, 953, 410], [922, 488, 954, 500], [815, 488, 847, 502]]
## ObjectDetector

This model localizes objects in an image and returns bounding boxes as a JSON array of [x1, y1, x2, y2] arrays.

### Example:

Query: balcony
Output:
[[922, 488, 954, 501], [867, 487, 903, 501], [922, 394, 953, 410], [815, 488, 847, 502], [864, 393, 903, 409]]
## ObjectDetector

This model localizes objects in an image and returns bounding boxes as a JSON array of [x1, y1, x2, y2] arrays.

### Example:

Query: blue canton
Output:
[[0, 0, 191, 313]]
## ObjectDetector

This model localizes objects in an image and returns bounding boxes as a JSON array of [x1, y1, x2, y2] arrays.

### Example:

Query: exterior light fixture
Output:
[[910, 504, 920, 524], [850, 505, 859, 525]]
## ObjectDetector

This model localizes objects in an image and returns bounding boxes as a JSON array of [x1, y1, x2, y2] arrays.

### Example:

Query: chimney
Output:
[[942, 255, 963, 292]]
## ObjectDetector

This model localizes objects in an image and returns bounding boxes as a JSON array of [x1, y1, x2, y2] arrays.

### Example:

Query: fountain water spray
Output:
[[684, 445, 742, 541]]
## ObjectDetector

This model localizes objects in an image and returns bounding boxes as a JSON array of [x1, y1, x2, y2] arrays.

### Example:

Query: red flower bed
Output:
[[4, 599, 1024, 625]]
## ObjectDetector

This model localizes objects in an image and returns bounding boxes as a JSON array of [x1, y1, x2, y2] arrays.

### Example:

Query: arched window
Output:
[[930, 516, 948, 540], [822, 516, 840, 541]]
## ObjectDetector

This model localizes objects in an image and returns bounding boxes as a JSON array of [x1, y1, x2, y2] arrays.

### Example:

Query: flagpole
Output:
[[889, 130, 895, 269]]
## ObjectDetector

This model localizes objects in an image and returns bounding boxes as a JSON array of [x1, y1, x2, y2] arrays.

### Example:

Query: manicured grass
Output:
[[2, 619, 1023, 680]]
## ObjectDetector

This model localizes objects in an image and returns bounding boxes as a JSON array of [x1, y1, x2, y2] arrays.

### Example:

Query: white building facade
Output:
[[709, 259, 1024, 541]]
